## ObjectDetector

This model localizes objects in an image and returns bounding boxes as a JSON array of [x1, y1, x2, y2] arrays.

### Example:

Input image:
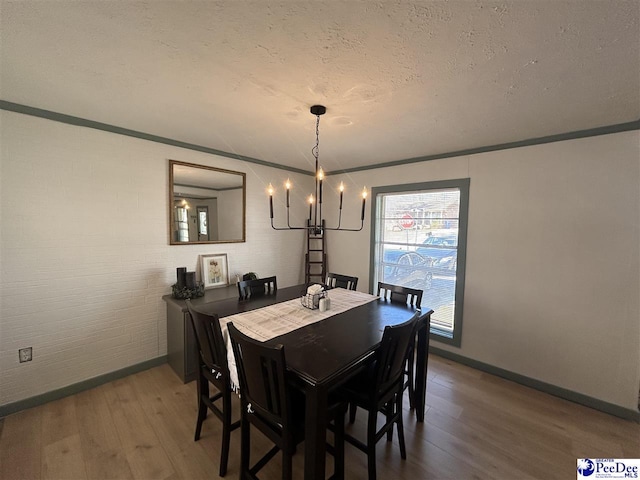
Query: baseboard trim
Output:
[[429, 347, 640, 423], [0, 356, 167, 419]]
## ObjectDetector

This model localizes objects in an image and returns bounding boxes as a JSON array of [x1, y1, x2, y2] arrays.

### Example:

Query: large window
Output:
[[371, 179, 469, 346]]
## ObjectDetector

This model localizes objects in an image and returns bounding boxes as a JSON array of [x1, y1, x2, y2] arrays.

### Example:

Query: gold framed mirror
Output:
[[169, 160, 246, 245]]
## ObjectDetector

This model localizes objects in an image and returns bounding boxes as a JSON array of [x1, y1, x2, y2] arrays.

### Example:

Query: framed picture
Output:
[[199, 253, 229, 289]]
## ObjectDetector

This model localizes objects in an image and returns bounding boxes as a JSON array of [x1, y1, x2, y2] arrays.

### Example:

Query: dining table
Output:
[[194, 284, 433, 480]]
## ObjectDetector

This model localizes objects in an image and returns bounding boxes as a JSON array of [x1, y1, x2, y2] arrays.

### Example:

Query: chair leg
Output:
[[219, 390, 232, 476], [194, 377, 209, 441], [385, 402, 394, 442], [407, 355, 415, 410], [367, 409, 377, 480], [396, 392, 407, 460], [240, 415, 251, 479], [349, 402, 358, 424], [282, 450, 293, 480]]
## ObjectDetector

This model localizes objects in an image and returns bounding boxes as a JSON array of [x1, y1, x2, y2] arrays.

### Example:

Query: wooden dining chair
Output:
[[237, 275, 277, 300], [377, 282, 423, 308], [325, 272, 358, 291], [228, 323, 347, 480], [185, 300, 240, 477], [340, 312, 420, 480], [377, 282, 423, 409]]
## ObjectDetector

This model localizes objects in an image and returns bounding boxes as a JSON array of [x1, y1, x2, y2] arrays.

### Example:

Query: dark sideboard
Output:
[[162, 285, 238, 382]]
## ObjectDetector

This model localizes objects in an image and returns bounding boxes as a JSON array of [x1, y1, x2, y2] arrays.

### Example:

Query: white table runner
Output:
[[220, 288, 379, 389]]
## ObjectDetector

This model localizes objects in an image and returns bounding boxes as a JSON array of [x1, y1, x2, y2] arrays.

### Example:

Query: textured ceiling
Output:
[[1, 1, 639, 173]]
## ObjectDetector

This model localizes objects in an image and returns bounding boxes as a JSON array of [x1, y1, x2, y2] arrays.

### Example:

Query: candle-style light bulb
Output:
[[285, 179, 291, 207], [361, 187, 367, 220], [268, 184, 274, 219], [339, 182, 344, 210], [308, 194, 314, 222], [318, 167, 324, 204]]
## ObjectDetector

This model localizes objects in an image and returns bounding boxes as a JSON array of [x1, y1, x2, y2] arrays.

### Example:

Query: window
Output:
[[197, 206, 209, 241], [371, 179, 469, 346], [175, 206, 189, 242]]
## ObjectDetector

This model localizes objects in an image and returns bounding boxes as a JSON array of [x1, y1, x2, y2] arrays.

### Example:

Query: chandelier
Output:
[[268, 105, 367, 234]]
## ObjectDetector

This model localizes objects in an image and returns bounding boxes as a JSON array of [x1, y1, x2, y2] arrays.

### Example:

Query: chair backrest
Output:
[[186, 299, 228, 372], [228, 322, 291, 430], [237, 276, 278, 300], [372, 312, 420, 397], [326, 272, 358, 291], [377, 282, 422, 308]]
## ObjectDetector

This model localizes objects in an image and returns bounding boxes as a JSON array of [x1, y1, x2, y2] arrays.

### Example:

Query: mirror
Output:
[[169, 160, 246, 244]]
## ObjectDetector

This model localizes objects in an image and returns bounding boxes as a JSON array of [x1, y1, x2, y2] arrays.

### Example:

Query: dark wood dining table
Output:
[[195, 284, 433, 480]]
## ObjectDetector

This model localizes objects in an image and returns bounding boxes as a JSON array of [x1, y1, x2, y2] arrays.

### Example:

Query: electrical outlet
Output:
[[19, 347, 32, 363]]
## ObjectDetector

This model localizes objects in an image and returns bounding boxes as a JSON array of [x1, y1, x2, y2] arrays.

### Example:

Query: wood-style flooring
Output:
[[1, 354, 638, 479]]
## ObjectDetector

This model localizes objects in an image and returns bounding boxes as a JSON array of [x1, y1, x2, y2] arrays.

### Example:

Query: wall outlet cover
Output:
[[19, 347, 32, 363]]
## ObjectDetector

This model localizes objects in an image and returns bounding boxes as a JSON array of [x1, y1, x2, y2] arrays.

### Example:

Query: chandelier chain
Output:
[[312, 114, 320, 165]]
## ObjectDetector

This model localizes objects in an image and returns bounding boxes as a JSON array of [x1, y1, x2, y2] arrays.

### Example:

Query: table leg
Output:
[[304, 383, 327, 479], [414, 313, 431, 422]]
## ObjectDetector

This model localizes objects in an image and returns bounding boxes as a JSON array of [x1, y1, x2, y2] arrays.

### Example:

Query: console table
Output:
[[162, 285, 238, 382]]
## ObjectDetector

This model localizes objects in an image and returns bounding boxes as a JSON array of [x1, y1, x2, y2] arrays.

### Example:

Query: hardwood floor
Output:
[[1, 355, 638, 479]]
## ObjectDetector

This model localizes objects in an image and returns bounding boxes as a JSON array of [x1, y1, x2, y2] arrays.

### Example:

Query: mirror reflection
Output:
[[169, 160, 246, 245]]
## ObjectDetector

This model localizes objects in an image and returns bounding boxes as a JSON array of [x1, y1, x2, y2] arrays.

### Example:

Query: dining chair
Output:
[[325, 272, 358, 291], [237, 275, 277, 300], [185, 300, 240, 477], [228, 322, 347, 480], [339, 312, 420, 480], [377, 282, 423, 308], [377, 282, 423, 409]]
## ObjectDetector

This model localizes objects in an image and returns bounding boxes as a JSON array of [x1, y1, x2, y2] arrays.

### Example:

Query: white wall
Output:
[[0, 111, 311, 407], [328, 131, 640, 412]]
